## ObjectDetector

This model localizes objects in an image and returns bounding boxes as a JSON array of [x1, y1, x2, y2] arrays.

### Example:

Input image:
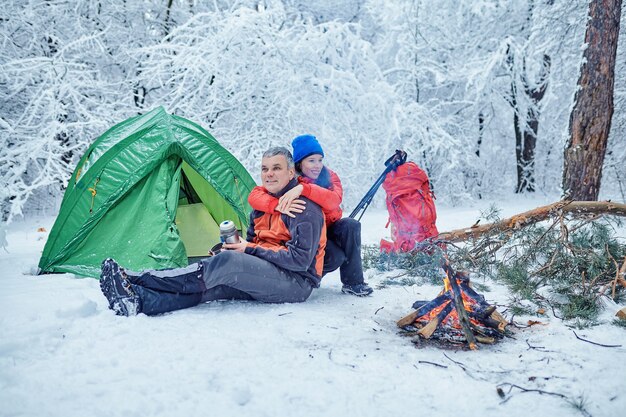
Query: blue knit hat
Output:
[[292, 134, 324, 163]]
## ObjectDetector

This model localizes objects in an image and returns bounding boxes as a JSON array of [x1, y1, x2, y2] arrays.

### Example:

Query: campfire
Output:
[[397, 259, 508, 350]]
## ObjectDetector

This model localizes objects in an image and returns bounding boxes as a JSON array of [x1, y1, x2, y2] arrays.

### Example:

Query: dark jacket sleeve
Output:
[[244, 200, 324, 272], [246, 212, 256, 242]]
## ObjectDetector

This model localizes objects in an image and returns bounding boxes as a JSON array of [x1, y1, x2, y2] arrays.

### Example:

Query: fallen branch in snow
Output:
[[525, 339, 555, 353], [497, 383, 593, 417], [497, 382, 568, 402], [442, 207, 625, 322], [417, 360, 448, 368], [442, 353, 486, 381], [536, 296, 565, 321], [572, 330, 622, 348], [437, 200, 626, 243]]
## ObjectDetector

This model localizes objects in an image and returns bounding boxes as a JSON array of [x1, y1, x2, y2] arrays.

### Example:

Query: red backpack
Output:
[[380, 162, 439, 252]]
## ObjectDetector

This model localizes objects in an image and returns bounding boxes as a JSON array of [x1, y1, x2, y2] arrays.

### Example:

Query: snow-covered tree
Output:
[[1, 0, 623, 221], [365, 0, 590, 199], [563, 0, 623, 201], [132, 3, 399, 208]]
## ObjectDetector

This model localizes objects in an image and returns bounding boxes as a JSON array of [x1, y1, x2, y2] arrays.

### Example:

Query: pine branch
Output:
[[438, 200, 626, 243]]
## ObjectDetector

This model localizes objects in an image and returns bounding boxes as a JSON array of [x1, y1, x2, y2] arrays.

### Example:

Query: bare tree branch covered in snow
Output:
[[0, 0, 622, 221], [366, 0, 593, 199]]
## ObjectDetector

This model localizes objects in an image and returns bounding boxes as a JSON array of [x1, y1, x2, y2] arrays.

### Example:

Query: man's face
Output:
[[261, 154, 295, 194]]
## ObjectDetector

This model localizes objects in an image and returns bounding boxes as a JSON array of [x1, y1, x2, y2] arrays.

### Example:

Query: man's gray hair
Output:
[[262, 146, 295, 168]]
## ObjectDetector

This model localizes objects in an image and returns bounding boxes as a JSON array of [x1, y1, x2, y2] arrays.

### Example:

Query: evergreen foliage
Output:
[[363, 213, 626, 323], [362, 244, 442, 286], [612, 318, 626, 328]]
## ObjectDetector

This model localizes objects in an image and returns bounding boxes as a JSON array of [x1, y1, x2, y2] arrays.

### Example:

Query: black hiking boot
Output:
[[100, 258, 140, 316], [341, 282, 374, 297]]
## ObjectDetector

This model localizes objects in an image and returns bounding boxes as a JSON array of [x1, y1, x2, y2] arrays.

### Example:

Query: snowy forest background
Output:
[[1, 0, 625, 222]]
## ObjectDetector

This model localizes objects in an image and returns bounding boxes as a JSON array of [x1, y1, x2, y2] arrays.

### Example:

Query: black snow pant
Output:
[[322, 218, 365, 286], [124, 250, 313, 316]]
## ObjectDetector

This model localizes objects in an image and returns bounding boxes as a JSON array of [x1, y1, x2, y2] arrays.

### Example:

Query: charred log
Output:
[[417, 302, 454, 339], [442, 260, 478, 350]]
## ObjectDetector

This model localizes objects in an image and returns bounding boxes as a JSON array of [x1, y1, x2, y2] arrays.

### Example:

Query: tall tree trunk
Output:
[[507, 1, 553, 194], [510, 73, 524, 191], [477, 112, 484, 159], [518, 54, 551, 193], [474, 111, 485, 199], [562, 0, 622, 201], [164, 0, 174, 37], [510, 54, 550, 194]]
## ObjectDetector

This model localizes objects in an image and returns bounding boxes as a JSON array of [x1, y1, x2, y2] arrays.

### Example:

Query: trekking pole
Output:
[[349, 173, 387, 222], [349, 150, 407, 222]]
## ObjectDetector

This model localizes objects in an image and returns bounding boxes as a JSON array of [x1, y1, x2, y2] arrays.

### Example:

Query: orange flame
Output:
[[415, 271, 481, 329]]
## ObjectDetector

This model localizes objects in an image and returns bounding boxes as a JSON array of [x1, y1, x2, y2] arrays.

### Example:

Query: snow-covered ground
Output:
[[1, 195, 625, 417]]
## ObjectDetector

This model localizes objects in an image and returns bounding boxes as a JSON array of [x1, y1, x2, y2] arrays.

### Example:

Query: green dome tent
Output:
[[38, 107, 256, 278]]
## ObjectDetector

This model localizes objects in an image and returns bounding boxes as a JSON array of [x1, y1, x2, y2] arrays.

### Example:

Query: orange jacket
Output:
[[244, 179, 327, 286], [247, 168, 343, 225]]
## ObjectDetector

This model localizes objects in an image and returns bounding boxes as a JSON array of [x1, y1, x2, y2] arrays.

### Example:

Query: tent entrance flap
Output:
[[175, 162, 245, 258], [180, 162, 246, 233], [176, 161, 243, 256], [175, 203, 220, 257]]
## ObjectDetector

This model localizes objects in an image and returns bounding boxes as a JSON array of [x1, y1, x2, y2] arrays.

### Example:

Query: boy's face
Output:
[[261, 155, 295, 194]]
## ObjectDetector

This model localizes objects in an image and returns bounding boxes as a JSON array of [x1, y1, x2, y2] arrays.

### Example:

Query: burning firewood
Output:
[[398, 259, 508, 349]]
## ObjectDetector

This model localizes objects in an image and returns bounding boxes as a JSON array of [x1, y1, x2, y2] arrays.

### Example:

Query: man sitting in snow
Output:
[[100, 146, 326, 316]]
